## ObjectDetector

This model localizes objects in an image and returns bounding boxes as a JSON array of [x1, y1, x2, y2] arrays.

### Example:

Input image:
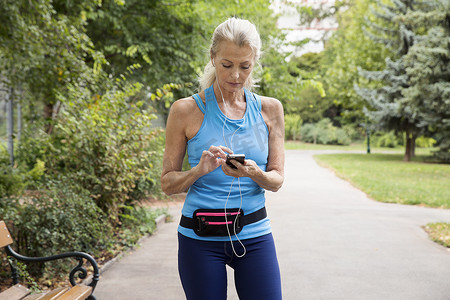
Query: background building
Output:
[[271, 0, 338, 57]]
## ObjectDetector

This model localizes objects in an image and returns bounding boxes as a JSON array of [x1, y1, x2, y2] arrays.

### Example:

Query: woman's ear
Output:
[[210, 52, 215, 67]]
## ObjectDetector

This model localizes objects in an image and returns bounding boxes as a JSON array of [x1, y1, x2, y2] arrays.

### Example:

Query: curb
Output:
[[82, 213, 168, 285]]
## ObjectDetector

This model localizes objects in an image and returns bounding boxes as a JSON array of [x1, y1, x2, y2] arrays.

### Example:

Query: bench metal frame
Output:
[[4, 236, 99, 299]]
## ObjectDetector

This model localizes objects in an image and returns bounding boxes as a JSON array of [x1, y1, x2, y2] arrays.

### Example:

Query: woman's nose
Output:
[[231, 68, 239, 80]]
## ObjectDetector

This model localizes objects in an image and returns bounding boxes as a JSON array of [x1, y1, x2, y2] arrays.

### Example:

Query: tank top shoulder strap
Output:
[[205, 85, 215, 104], [192, 93, 206, 114], [246, 89, 262, 112]]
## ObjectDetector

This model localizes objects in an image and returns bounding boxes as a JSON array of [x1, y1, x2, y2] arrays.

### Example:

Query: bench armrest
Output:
[[5, 245, 99, 299]]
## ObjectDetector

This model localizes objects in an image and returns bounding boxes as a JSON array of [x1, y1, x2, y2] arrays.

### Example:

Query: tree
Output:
[[323, 0, 390, 126], [84, 0, 201, 86], [400, 0, 450, 162], [0, 0, 105, 132], [354, 0, 433, 161], [287, 53, 329, 123]]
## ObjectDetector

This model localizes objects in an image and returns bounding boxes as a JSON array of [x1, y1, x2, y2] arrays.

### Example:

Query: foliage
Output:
[[14, 128, 50, 171], [400, 0, 450, 162], [0, 180, 112, 279], [320, 0, 390, 125], [415, 136, 436, 149], [0, 0, 105, 128], [314, 153, 450, 208], [0, 167, 25, 198], [317, 0, 449, 164], [300, 119, 351, 145], [354, 0, 443, 161], [0, 178, 164, 286], [300, 124, 319, 144], [128, 132, 166, 201], [341, 124, 361, 141], [7, 258, 41, 293], [284, 114, 303, 141], [117, 205, 164, 248], [84, 0, 201, 108], [46, 79, 162, 215], [373, 131, 399, 148], [258, 47, 326, 114], [285, 55, 330, 122], [0, 144, 46, 197]]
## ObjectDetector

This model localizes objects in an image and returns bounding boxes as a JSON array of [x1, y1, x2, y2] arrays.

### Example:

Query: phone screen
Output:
[[226, 154, 245, 169]]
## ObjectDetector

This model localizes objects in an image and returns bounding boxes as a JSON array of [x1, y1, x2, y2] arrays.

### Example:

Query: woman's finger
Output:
[[208, 145, 230, 158], [218, 145, 233, 154]]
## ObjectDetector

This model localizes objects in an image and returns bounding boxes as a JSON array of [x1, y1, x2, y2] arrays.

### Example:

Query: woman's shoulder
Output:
[[171, 96, 195, 112], [170, 91, 206, 114], [259, 95, 284, 116]]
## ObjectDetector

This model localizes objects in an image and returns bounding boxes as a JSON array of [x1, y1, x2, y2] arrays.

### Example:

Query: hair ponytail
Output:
[[199, 61, 217, 92]]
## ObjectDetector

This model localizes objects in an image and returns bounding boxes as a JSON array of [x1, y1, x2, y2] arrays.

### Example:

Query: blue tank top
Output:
[[178, 85, 271, 241]]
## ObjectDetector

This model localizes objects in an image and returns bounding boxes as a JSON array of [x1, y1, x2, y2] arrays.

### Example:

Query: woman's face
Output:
[[212, 40, 255, 93]]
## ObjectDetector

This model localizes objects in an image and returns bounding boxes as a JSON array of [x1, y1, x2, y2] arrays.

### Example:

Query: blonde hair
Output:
[[198, 17, 262, 92]]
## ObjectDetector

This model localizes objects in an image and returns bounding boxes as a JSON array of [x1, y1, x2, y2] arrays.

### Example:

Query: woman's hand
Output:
[[196, 145, 233, 176], [221, 158, 261, 179]]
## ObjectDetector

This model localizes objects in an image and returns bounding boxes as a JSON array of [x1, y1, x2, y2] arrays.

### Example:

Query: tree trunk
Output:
[[404, 131, 413, 161], [44, 102, 53, 134], [17, 102, 21, 141], [6, 88, 14, 166]]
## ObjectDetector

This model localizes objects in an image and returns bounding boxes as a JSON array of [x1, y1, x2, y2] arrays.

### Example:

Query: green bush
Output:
[[129, 130, 166, 201], [0, 144, 46, 197], [316, 118, 334, 144], [342, 124, 361, 141], [284, 114, 303, 141], [0, 179, 111, 279], [0, 167, 25, 198], [416, 136, 436, 148], [45, 81, 164, 217], [15, 128, 50, 172], [118, 205, 163, 247], [335, 128, 352, 145], [300, 123, 319, 144], [375, 131, 399, 148], [300, 119, 351, 145]]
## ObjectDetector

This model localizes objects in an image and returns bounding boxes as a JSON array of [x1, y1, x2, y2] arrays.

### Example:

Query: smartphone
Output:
[[226, 154, 245, 169]]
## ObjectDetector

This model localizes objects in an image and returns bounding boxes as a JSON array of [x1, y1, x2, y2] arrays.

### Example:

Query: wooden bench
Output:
[[0, 221, 99, 300]]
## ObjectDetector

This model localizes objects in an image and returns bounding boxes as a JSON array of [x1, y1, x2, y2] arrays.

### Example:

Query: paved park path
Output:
[[94, 150, 450, 299]]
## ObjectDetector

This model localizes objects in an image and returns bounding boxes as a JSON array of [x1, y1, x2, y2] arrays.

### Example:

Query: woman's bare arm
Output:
[[222, 97, 285, 192], [160, 99, 231, 195]]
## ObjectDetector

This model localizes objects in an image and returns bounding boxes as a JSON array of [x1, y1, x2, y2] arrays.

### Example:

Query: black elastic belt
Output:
[[180, 207, 267, 230]]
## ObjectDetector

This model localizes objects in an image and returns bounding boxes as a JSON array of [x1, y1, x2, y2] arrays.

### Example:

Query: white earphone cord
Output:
[[216, 76, 247, 257]]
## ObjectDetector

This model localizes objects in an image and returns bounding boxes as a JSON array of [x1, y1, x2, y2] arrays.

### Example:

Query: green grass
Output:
[[285, 140, 433, 155], [314, 153, 450, 248], [285, 141, 365, 151], [424, 223, 450, 248], [313, 153, 450, 208]]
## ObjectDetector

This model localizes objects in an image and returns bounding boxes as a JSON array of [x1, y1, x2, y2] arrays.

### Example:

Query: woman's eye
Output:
[[241, 66, 250, 70], [222, 64, 231, 68]]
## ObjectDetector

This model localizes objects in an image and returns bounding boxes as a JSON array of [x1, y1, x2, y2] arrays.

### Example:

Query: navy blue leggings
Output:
[[178, 232, 282, 300]]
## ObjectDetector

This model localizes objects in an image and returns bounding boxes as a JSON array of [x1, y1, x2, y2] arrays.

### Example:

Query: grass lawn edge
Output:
[[313, 153, 450, 250]]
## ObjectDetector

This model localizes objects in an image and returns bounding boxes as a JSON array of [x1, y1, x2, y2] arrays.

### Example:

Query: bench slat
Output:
[[0, 221, 13, 248], [0, 284, 30, 300], [22, 287, 69, 300], [54, 286, 92, 300]]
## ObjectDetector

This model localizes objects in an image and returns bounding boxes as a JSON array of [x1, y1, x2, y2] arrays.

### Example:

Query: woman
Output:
[[161, 17, 285, 300]]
